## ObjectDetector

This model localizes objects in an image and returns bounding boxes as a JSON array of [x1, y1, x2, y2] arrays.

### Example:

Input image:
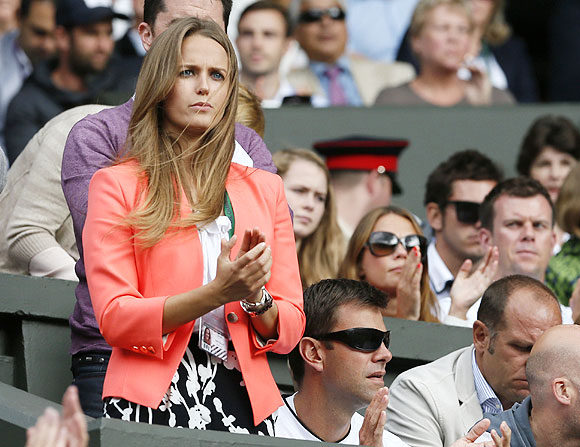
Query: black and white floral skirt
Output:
[[104, 336, 274, 435]]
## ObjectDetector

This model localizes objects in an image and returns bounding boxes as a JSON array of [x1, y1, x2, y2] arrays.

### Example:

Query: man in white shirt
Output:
[[424, 150, 503, 324], [275, 279, 406, 446]]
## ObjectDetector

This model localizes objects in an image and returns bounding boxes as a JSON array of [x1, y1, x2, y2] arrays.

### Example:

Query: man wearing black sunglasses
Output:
[[276, 279, 404, 446], [287, 0, 414, 106], [424, 150, 503, 325], [276, 279, 511, 447]]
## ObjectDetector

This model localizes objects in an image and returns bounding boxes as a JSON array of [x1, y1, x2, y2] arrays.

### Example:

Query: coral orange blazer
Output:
[[83, 161, 305, 426]]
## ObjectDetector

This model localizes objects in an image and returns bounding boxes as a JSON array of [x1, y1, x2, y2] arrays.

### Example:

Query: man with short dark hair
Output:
[[479, 177, 555, 282], [236, 1, 295, 107], [277, 279, 402, 446], [424, 150, 503, 325], [5, 0, 124, 163], [288, 0, 414, 106], [386, 275, 562, 447], [62, 0, 275, 418], [0, 0, 56, 150]]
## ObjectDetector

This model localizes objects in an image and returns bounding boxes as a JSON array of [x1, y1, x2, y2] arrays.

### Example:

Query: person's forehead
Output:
[[332, 302, 385, 332], [160, 0, 224, 28], [25, 0, 56, 25], [300, 0, 342, 11], [239, 9, 286, 32], [500, 290, 560, 340], [449, 179, 496, 202], [493, 194, 552, 221]]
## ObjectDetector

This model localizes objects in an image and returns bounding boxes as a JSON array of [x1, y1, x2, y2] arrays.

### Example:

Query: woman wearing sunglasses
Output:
[[339, 206, 496, 324], [273, 148, 345, 288], [82, 18, 304, 433], [338, 206, 439, 322]]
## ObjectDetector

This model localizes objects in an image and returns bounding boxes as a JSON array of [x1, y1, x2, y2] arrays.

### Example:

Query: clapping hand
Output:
[[450, 419, 511, 447], [449, 247, 498, 320], [359, 387, 389, 447], [214, 228, 272, 305], [26, 386, 88, 447], [396, 246, 423, 320]]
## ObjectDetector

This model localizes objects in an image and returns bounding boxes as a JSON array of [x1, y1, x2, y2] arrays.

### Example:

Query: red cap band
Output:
[[325, 154, 398, 172]]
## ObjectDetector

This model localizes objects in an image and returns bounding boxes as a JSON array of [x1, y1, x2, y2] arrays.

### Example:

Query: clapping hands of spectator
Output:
[[26, 385, 88, 447], [396, 246, 423, 320], [449, 247, 499, 320], [359, 387, 389, 447], [451, 419, 511, 447]]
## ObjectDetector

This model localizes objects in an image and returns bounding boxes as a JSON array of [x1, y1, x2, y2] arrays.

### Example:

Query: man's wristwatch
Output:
[[240, 287, 273, 317]]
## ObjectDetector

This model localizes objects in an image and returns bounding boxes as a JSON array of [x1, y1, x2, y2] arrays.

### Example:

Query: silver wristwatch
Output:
[[240, 287, 273, 317]]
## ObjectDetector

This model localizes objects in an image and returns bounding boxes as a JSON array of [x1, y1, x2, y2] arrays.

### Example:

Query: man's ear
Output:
[[553, 377, 576, 406], [299, 337, 325, 374], [472, 320, 490, 353], [426, 202, 443, 232], [479, 228, 492, 250], [138, 21, 154, 52]]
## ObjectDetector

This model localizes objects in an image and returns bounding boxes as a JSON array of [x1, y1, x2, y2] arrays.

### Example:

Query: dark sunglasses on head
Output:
[[366, 231, 427, 259], [315, 327, 390, 352], [447, 201, 481, 224], [298, 7, 346, 23]]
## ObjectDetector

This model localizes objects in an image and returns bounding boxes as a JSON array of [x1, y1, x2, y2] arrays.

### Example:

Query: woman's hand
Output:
[[213, 230, 272, 305], [464, 61, 493, 106], [449, 247, 498, 320], [396, 246, 422, 320]]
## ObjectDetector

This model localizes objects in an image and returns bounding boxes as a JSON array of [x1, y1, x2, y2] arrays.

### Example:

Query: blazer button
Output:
[[148, 346, 156, 354], [140, 346, 148, 353], [227, 312, 238, 323]]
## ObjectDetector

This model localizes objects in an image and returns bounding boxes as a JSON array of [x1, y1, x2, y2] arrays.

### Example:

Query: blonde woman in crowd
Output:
[[273, 148, 344, 288], [376, 0, 514, 106], [338, 206, 439, 322], [82, 17, 304, 433]]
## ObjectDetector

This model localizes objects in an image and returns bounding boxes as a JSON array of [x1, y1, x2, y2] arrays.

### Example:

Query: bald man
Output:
[[482, 325, 580, 447]]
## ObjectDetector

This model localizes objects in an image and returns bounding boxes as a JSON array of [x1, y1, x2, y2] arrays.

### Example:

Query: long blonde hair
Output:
[[123, 17, 239, 246], [273, 149, 345, 288], [338, 206, 439, 323]]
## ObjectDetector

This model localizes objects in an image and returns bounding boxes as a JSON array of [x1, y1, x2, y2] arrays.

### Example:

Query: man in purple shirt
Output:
[[61, 0, 275, 417]]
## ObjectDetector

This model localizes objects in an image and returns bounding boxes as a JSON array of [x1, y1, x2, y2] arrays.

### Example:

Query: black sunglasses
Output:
[[447, 201, 481, 224], [315, 328, 390, 352], [366, 231, 427, 259], [298, 7, 346, 23]]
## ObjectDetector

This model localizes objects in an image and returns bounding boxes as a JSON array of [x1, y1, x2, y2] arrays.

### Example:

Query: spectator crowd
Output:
[[0, 1, 579, 447]]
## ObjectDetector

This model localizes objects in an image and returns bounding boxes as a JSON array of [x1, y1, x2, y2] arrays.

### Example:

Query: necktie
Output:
[[325, 65, 347, 106]]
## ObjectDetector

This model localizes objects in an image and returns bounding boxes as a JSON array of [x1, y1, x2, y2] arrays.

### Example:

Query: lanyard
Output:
[[224, 191, 235, 239]]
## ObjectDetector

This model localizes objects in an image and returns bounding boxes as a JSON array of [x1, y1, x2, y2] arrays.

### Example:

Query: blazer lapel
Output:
[[455, 346, 484, 432]]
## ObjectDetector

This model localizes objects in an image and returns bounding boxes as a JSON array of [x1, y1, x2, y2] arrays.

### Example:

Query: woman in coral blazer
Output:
[[82, 18, 304, 433]]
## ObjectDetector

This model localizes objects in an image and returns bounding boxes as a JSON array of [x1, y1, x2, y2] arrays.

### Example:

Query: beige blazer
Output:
[[386, 346, 483, 447], [287, 54, 415, 106]]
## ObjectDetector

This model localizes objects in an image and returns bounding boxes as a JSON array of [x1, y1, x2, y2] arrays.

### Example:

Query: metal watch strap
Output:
[[240, 287, 273, 316]]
